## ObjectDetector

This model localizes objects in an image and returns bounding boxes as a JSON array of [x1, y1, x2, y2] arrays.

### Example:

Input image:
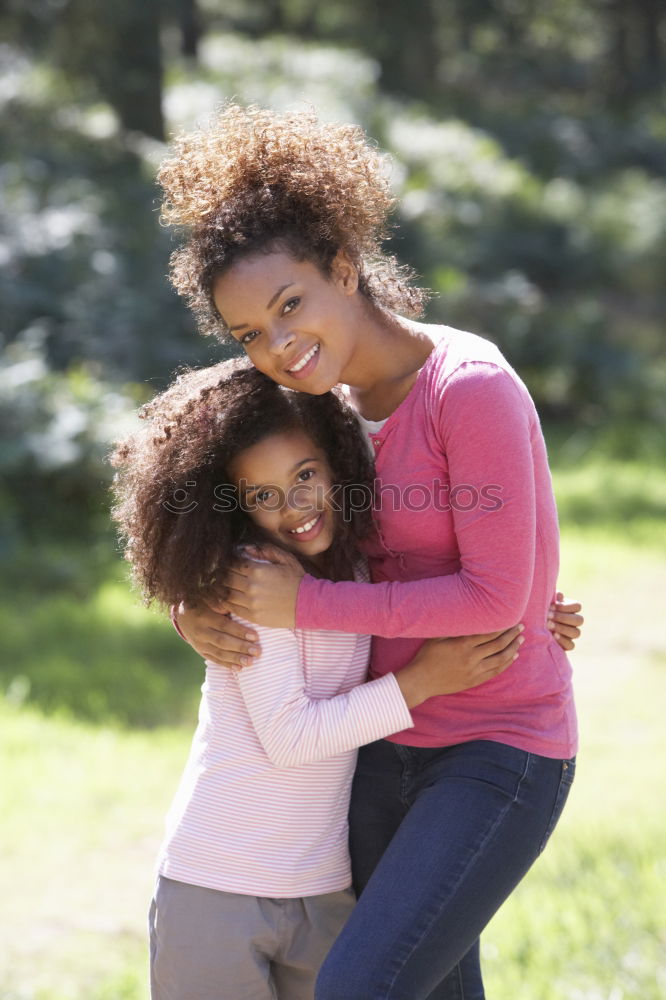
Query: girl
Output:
[[163, 104, 582, 999], [110, 361, 524, 1000]]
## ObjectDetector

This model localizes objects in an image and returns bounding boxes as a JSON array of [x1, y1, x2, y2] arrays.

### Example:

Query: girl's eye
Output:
[[256, 489, 274, 504], [297, 468, 316, 482], [240, 330, 260, 346], [282, 297, 300, 316]]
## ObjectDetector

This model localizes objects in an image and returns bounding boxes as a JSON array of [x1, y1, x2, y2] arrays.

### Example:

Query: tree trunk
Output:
[[102, 0, 165, 140], [606, 0, 632, 103], [180, 0, 201, 60], [639, 0, 663, 90]]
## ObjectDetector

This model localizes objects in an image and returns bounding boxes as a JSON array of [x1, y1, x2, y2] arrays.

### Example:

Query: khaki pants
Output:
[[149, 875, 355, 1000]]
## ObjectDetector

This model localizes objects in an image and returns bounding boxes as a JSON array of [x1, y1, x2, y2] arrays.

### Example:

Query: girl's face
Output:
[[212, 250, 360, 395], [228, 428, 337, 566]]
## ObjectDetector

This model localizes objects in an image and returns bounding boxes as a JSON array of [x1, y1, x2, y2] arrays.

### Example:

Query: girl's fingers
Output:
[[550, 600, 582, 614], [549, 622, 581, 639], [555, 612, 584, 627]]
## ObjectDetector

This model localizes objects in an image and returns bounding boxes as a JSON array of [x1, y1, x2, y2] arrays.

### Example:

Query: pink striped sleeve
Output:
[[234, 623, 413, 768]]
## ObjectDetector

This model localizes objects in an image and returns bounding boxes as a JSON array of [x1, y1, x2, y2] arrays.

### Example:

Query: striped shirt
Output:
[[156, 580, 413, 897]]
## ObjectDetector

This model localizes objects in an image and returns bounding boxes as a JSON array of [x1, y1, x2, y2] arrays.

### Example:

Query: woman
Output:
[[161, 104, 581, 999]]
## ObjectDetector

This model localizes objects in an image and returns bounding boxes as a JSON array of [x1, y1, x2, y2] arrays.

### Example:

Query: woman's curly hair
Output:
[[110, 360, 375, 608], [157, 103, 427, 338]]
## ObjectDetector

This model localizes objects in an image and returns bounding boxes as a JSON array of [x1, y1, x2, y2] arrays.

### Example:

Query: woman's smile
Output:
[[212, 251, 359, 394], [286, 343, 320, 378]]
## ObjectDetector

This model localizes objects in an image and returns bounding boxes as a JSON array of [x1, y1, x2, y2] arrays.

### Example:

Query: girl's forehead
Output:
[[229, 428, 325, 480]]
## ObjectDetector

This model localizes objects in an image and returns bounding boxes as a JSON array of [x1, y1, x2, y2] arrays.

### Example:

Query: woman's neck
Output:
[[340, 307, 437, 421]]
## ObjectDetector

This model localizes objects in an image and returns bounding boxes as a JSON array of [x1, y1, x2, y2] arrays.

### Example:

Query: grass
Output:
[[0, 707, 191, 1000], [1, 452, 665, 998], [0, 572, 203, 728]]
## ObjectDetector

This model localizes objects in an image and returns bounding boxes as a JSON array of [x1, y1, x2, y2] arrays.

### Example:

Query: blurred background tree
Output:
[[0, 0, 664, 714]]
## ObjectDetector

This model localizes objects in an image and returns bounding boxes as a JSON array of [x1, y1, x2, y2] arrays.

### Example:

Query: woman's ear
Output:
[[331, 251, 359, 296]]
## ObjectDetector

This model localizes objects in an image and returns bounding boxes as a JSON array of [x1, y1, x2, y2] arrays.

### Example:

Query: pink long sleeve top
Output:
[[296, 326, 578, 758]]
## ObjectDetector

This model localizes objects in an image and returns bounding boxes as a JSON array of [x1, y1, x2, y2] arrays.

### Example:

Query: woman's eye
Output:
[[297, 468, 315, 482], [240, 330, 260, 346], [256, 489, 274, 504], [282, 297, 300, 316]]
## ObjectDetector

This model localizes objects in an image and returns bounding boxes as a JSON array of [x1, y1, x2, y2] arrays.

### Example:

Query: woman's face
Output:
[[212, 250, 360, 395], [228, 428, 337, 566]]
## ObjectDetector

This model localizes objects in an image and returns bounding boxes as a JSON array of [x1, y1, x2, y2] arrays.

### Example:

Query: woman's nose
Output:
[[268, 325, 296, 356]]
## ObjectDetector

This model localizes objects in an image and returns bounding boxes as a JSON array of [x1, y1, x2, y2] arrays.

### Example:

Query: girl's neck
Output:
[[340, 307, 436, 421]]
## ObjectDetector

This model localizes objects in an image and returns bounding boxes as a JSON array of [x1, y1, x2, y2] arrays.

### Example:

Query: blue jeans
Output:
[[315, 739, 575, 1000]]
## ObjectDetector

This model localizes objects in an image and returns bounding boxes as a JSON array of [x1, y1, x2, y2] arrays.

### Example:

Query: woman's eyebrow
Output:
[[228, 283, 295, 332]]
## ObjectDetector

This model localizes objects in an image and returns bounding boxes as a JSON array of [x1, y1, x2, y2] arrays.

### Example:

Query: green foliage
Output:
[[383, 114, 666, 424], [0, 330, 140, 579], [0, 72, 219, 381]]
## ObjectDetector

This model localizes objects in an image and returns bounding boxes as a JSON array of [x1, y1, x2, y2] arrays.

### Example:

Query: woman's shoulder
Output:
[[416, 322, 510, 376], [414, 322, 527, 400], [409, 323, 536, 437]]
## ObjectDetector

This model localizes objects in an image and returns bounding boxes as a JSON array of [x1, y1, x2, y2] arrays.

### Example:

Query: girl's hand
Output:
[[396, 625, 524, 708], [214, 545, 305, 629], [173, 602, 261, 668], [548, 592, 584, 651]]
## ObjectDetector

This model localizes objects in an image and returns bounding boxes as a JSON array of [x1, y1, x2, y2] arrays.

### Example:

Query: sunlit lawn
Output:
[[1, 456, 665, 999]]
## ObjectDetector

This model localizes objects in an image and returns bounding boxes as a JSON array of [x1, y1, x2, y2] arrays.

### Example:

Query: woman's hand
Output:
[[173, 602, 261, 668], [214, 545, 306, 629], [548, 593, 584, 651], [396, 625, 524, 708]]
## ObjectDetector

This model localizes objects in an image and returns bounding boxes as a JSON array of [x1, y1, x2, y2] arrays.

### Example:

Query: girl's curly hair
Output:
[[157, 103, 427, 338], [110, 360, 375, 608]]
